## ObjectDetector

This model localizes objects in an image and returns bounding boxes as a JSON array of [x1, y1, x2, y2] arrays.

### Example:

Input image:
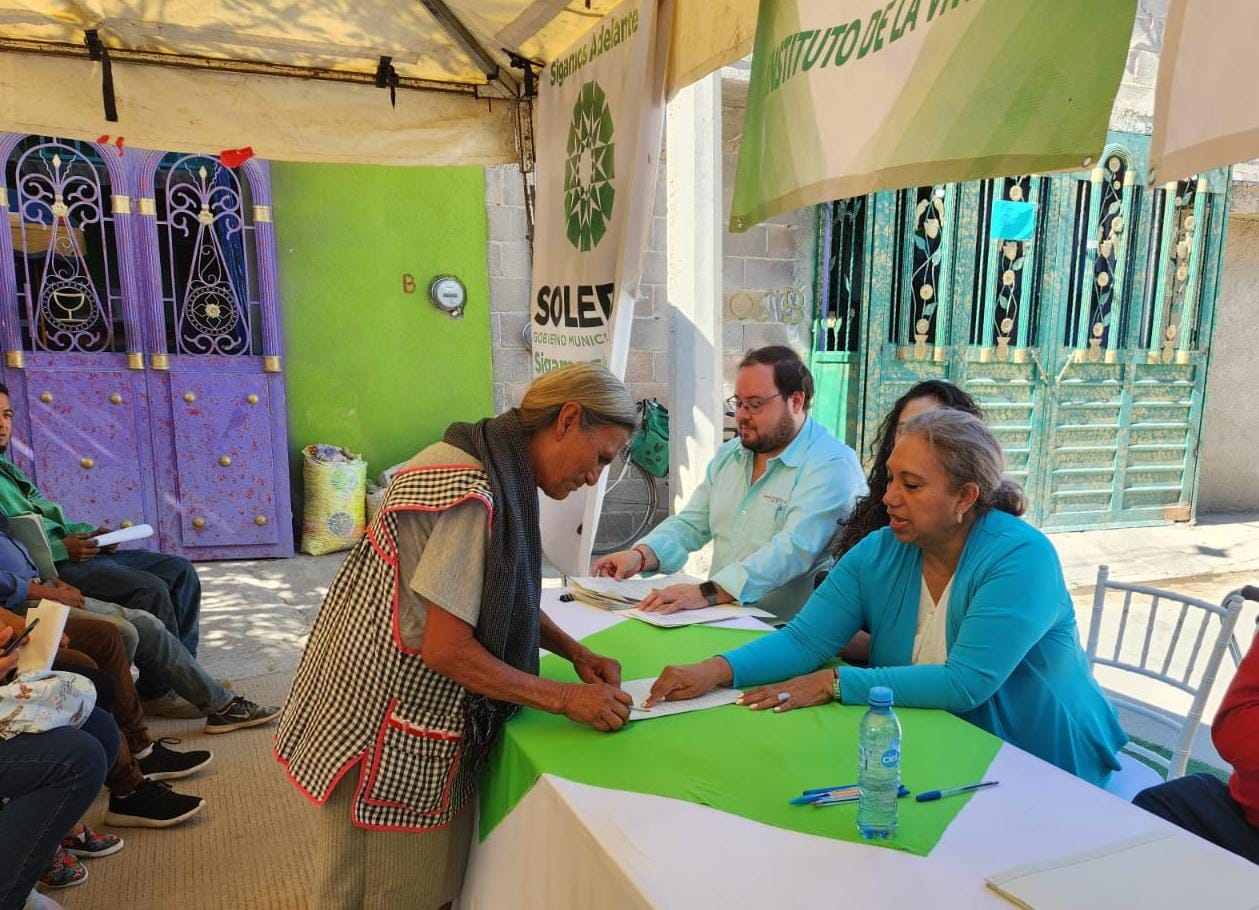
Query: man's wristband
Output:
[[832, 667, 842, 703]]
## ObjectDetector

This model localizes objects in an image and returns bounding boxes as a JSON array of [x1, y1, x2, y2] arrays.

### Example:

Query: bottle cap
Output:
[[868, 686, 893, 707]]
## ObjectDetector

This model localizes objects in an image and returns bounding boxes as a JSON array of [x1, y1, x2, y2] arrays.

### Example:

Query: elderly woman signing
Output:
[[647, 409, 1127, 787], [276, 363, 638, 909]]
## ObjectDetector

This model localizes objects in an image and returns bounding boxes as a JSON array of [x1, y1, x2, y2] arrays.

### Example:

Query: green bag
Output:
[[629, 398, 669, 478]]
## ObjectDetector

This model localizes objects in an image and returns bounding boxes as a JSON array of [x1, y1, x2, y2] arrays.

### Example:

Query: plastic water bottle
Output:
[[857, 685, 901, 839]]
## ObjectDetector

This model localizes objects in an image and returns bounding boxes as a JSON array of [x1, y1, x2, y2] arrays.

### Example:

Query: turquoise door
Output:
[[811, 132, 1230, 530]]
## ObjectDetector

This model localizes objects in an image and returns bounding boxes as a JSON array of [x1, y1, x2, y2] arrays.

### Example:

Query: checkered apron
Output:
[[274, 465, 494, 831]]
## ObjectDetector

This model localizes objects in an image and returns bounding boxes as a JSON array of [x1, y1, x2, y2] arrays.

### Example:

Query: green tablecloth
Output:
[[480, 621, 1002, 856]]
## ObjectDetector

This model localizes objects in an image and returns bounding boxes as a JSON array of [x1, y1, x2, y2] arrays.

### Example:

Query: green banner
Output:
[[730, 0, 1139, 232], [480, 620, 1002, 856]]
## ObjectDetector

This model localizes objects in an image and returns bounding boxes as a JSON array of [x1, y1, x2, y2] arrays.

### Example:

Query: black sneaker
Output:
[[105, 780, 205, 828], [203, 696, 282, 735], [137, 738, 213, 781]]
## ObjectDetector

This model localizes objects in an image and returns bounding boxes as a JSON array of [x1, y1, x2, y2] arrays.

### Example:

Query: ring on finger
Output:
[[776, 692, 789, 703]]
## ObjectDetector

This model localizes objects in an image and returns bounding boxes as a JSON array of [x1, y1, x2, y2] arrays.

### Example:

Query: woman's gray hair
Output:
[[518, 362, 638, 436], [900, 409, 1027, 517]]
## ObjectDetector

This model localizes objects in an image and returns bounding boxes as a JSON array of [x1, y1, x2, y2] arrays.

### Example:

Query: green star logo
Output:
[[564, 81, 616, 251]]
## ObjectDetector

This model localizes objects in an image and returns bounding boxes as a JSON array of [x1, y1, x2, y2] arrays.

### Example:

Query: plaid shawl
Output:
[[443, 410, 541, 755]]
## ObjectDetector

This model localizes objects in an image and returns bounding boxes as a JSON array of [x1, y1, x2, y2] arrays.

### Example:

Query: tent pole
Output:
[[416, 0, 521, 98]]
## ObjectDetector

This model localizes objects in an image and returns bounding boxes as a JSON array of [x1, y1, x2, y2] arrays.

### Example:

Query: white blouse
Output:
[[912, 574, 953, 665]]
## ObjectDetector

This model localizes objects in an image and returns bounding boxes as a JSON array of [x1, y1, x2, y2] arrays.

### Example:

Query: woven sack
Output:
[[301, 445, 367, 556]]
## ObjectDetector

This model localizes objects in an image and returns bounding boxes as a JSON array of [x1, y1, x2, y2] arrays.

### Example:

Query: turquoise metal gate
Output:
[[812, 132, 1230, 530]]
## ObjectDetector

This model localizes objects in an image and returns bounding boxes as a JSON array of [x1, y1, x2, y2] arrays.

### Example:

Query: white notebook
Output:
[[17, 600, 71, 674], [985, 828, 1259, 910], [621, 677, 741, 719]]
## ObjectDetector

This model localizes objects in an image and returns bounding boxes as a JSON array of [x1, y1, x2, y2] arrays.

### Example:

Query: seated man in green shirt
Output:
[[0, 384, 199, 705]]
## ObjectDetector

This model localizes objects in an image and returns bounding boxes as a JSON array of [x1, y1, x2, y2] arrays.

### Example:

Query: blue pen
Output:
[[789, 786, 860, 805], [809, 785, 910, 807], [800, 783, 857, 797], [915, 780, 999, 802]]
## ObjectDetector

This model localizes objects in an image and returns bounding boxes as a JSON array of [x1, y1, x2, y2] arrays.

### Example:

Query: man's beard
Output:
[[740, 410, 796, 454]]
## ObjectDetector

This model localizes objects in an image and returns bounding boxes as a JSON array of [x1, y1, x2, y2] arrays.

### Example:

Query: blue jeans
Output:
[[0, 709, 117, 910], [78, 600, 231, 713], [56, 548, 202, 661]]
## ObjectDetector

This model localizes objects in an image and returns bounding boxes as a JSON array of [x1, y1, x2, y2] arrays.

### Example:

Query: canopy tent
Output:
[[0, 0, 755, 166]]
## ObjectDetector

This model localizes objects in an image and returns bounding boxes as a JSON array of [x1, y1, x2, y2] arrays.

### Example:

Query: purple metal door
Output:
[[0, 135, 158, 542], [22, 368, 151, 534], [135, 151, 294, 559], [168, 372, 280, 548]]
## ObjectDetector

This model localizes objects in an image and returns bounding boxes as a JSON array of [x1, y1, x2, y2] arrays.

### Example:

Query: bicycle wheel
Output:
[[592, 450, 659, 555]]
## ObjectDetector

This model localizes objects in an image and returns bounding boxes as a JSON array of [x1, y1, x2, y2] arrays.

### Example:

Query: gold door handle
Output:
[[80, 457, 94, 469], [39, 392, 52, 403], [120, 520, 133, 528], [254, 515, 268, 526], [192, 516, 206, 529], [246, 394, 259, 405], [109, 393, 123, 405], [183, 392, 196, 403], [219, 455, 232, 467]]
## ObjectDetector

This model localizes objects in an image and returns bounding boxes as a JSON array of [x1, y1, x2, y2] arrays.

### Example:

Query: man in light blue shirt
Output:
[[593, 346, 865, 622]]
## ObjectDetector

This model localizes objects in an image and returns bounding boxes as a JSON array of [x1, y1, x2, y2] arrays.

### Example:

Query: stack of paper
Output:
[[622, 605, 774, 628], [567, 574, 706, 610]]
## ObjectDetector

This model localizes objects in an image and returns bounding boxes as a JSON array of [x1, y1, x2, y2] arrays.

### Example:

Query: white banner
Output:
[[1150, 0, 1259, 184], [531, 0, 671, 578]]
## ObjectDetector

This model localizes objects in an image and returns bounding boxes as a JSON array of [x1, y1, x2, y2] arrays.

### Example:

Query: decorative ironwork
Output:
[[1153, 177, 1202, 363], [9, 140, 121, 352], [990, 176, 1033, 361], [1083, 155, 1128, 361], [158, 155, 252, 355], [907, 186, 946, 359], [819, 197, 864, 354]]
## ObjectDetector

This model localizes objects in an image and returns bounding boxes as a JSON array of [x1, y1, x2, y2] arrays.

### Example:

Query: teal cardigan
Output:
[[723, 510, 1127, 786]]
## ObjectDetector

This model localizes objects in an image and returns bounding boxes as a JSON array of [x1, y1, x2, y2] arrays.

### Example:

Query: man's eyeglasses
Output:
[[725, 393, 784, 414]]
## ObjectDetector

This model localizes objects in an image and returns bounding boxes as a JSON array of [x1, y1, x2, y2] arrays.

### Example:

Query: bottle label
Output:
[[881, 747, 900, 768]]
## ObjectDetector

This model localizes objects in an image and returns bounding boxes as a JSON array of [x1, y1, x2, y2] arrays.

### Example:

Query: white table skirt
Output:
[[460, 591, 1255, 909]]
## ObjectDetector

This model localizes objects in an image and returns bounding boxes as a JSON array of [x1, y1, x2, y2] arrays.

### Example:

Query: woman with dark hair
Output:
[[836, 380, 983, 558], [647, 410, 1127, 786], [834, 381, 982, 662]]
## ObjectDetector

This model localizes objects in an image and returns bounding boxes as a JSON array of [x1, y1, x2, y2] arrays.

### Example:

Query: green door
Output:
[[811, 132, 1230, 530]]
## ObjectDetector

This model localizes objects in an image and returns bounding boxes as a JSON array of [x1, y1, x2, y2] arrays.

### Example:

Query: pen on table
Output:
[[914, 780, 999, 802], [792, 785, 909, 806], [811, 785, 910, 808], [789, 786, 859, 805], [800, 783, 856, 797]]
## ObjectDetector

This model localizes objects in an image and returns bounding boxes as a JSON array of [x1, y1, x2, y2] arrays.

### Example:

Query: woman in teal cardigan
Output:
[[646, 409, 1127, 787]]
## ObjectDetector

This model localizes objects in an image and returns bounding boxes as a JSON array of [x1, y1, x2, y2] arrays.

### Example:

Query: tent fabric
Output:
[[0, 0, 755, 165], [1150, 0, 1259, 185]]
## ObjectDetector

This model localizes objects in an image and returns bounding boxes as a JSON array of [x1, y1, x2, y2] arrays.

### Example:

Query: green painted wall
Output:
[[271, 163, 494, 485]]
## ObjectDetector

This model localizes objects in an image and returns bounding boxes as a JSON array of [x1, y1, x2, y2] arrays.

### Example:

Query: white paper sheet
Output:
[[621, 677, 741, 719], [89, 524, 154, 547], [622, 605, 774, 628]]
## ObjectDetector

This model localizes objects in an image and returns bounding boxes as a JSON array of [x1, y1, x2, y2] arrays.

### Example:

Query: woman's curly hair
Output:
[[834, 380, 982, 557]]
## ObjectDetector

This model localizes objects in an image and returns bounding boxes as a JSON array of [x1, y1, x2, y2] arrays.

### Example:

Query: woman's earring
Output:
[[955, 511, 963, 524]]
